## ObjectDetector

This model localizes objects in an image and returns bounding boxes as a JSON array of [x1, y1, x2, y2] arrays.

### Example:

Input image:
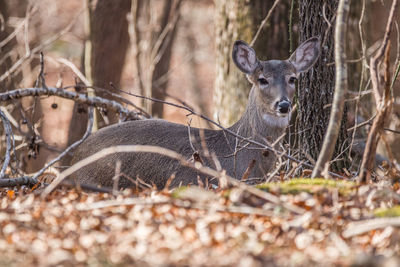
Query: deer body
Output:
[[72, 37, 320, 189]]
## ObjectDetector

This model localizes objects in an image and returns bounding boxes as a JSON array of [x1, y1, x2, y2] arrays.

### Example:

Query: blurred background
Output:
[[0, 0, 399, 176]]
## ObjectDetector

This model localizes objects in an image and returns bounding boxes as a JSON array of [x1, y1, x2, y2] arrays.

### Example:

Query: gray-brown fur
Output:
[[71, 37, 320, 189]]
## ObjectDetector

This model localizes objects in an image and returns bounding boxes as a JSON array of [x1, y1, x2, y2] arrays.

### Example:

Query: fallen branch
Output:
[[58, 179, 113, 194], [0, 176, 37, 187], [0, 87, 144, 120], [342, 217, 400, 238], [77, 196, 275, 217]]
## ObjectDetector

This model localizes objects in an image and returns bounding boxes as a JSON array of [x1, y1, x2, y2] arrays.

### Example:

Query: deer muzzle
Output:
[[277, 100, 291, 114]]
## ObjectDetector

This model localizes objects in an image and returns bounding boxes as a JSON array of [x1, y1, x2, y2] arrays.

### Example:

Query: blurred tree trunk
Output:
[[0, 0, 24, 90], [295, 0, 350, 173], [151, 0, 182, 118], [132, 0, 182, 117], [0, 0, 16, 169], [91, 0, 131, 106], [369, 1, 400, 162], [65, 0, 131, 164], [0, 0, 36, 172], [213, 0, 292, 126], [0, 0, 14, 90]]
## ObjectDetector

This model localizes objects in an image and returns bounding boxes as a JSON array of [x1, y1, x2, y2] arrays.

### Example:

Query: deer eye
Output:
[[289, 77, 297, 84], [258, 78, 269, 86]]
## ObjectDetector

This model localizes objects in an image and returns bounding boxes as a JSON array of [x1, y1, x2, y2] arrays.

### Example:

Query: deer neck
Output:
[[228, 87, 288, 144]]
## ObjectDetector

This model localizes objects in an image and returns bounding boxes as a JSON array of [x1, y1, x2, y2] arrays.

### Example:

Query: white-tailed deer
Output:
[[71, 37, 320, 189]]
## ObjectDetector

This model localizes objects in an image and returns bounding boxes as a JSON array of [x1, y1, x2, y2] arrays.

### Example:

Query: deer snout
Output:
[[277, 100, 291, 114]]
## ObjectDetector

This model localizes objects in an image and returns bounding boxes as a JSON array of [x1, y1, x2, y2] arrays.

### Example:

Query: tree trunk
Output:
[[65, 0, 131, 165], [91, 0, 131, 123], [296, 0, 350, 173], [0, 0, 34, 172], [151, 0, 182, 118], [213, 0, 291, 126], [0, 0, 22, 90]]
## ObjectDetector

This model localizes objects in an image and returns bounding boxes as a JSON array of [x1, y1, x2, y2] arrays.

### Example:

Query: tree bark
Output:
[[296, 0, 350, 173], [312, 0, 350, 177]]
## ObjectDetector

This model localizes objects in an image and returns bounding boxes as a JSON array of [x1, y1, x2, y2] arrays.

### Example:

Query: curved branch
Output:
[[0, 109, 13, 178]]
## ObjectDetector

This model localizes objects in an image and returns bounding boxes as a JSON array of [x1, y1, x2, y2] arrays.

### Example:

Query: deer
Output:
[[71, 37, 320, 190]]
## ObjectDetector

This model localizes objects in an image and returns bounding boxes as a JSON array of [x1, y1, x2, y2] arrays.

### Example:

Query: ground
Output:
[[0, 178, 399, 266]]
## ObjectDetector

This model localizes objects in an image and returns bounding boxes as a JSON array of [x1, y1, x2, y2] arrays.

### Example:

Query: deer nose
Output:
[[278, 100, 291, 114]]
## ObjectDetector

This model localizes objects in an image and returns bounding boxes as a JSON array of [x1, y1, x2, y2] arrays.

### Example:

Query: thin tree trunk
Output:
[[91, 0, 131, 113], [151, 0, 182, 118], [296, 0, 350, 173], [312, 0, 350, 177], [65, 0, 131, 165]]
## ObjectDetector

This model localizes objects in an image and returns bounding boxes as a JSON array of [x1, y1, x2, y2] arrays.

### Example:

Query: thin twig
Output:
[[56, 57, 90, 86], [129, 0, 145, 98], [0, 6, 34, 49], [288, 0, 295, 54], [0, 9, 82, 82], [112, 160, 122, 196], [391, 60, 400, 92], [369, 0, 398, 106], [0, 109, 13, 178], [250, 0, 281, 47], [32, 107, 94, 181], [358, 0, 398, 183]]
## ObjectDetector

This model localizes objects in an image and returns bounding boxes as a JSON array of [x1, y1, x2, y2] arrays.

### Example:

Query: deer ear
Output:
[[232, 40, 259, 74], [289, 36, 320, 74]]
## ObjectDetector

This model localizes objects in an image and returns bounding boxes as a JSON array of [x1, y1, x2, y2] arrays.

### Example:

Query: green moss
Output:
[[256, 178, 356, 195], [171, 186, 189, 199], [374, 206, 400, 217]]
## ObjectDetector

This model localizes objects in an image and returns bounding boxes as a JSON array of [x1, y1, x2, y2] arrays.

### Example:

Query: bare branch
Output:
[[0, 109, 13, 178], [0, 9, 82, 82], [358, 0, 398, 183], [250, 0, 281, 47], [0, 87, 144, 120], [369, 0, 398, 106]]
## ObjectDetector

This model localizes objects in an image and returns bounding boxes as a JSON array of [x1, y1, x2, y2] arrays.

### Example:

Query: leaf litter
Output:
[[0, 178, 399, 266]]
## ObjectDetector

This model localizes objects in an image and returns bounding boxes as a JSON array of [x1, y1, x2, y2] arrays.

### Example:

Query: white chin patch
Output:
[[262, 113, 290, 128]]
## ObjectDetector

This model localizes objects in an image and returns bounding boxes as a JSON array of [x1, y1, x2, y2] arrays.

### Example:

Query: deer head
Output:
[[232, 37, 320, 128]]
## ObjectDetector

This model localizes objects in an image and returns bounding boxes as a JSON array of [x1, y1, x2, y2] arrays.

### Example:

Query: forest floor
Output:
[[0, 178, 399, 266]]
